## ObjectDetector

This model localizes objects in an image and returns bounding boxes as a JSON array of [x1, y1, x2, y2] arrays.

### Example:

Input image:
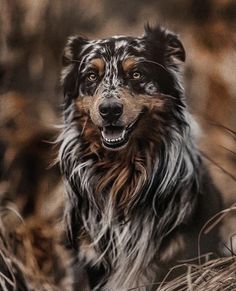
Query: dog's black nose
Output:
[[99, 101, 123, 122]]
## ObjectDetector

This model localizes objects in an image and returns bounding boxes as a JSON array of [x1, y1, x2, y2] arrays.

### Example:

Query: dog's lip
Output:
[[100, 112, 144, 150]]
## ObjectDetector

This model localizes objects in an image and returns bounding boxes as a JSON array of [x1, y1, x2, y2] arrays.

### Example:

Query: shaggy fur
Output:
[[59, 25, 221, 290]]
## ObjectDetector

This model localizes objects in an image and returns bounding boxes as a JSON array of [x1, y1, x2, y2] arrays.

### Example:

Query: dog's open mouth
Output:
[[101, 126, 128, 150], [101, 115, 142, 150]]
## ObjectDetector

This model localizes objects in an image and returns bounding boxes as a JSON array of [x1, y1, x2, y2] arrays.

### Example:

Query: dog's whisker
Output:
[[70, 59, 82, 63], [139, 59, 169, 73], [160, 93, 178, 100]]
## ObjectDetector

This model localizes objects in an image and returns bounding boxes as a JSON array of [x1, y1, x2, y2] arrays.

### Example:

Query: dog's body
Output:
[[59, 26, 221, 290]]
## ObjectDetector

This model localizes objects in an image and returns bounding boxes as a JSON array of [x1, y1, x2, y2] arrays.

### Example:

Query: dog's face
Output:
[[62, 26, 185, 151]]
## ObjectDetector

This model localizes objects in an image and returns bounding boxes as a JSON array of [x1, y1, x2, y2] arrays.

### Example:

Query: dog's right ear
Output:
[[62, 36, 88, 65], [61, 36, 88, 103]]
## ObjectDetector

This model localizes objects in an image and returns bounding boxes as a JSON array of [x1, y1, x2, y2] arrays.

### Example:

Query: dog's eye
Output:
[[87, 73, 98, 82], [132, 71, 142, 80]]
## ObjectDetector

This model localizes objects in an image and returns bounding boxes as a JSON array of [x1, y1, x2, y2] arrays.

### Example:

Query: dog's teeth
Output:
[[102, 131, 126, 144], [122, 130, 126, 139]]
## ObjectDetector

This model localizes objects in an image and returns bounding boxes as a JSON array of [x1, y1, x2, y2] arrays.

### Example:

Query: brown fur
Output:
[[73, 92, 169, 214], [90, 58, 105, 75], [122, 58, 138, 72]]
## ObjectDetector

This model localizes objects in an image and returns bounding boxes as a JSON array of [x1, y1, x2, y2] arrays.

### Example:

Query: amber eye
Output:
[[132, 71, 141, 79], [87, 73, 98, 82]]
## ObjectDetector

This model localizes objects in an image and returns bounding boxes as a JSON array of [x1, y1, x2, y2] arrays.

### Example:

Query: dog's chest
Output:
[[79, 210, 159, 287]]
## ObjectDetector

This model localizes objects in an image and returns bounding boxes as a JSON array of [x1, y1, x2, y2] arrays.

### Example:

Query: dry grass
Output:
[[155, 256, 236, 291], [128, 205, 236, 291], [0, 217, 29, 291], [0, 206, 72, 291], [0, 205, 236, 290], [156, 205, 236, 291]]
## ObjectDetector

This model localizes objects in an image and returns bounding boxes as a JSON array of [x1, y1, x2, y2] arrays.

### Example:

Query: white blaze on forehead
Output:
[[111, 56, 121, 87], [101, 57, 120, 89]]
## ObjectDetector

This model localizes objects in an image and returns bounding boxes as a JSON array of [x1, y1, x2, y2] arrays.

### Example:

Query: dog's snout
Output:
[[99, 101, 123, 122]]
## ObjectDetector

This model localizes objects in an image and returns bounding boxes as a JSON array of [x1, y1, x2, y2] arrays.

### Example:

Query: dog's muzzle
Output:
[[98, 99, 125, 150], [98, 99, 145, 150], [100, 115, 145, 150]]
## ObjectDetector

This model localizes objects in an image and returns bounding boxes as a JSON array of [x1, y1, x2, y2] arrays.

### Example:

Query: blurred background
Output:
[[0, 0, 236, 253]]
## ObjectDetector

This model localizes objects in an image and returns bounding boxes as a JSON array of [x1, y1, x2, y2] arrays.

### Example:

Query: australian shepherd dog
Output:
[[59, 25, 221, 290]]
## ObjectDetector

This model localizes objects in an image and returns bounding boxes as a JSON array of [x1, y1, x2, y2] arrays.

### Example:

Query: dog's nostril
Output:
[[113, 104, 123, 116], [99, 103, 123, 121], [99, 104, 109, 116]]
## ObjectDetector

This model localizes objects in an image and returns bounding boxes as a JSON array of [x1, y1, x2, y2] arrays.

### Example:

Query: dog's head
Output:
[[61, 25, 185, 151]]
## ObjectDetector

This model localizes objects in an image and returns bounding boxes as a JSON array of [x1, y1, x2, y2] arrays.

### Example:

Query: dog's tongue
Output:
[[102, 126, 125, 140]]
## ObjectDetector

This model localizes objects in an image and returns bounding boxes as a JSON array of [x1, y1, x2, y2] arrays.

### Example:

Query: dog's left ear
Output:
[[144, 25, 186, 66]]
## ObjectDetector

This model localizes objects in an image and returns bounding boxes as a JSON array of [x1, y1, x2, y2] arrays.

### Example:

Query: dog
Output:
[[59, 25, 222, 290]]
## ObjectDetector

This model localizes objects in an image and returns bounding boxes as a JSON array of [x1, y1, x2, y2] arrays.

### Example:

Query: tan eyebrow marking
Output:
[[90, 58, 105, 75], [122, 58, 137, 72]]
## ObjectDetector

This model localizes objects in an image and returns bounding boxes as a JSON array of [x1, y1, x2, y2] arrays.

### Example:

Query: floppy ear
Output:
[[144, 25, 186, 66], [61, 36, 88, 104]]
